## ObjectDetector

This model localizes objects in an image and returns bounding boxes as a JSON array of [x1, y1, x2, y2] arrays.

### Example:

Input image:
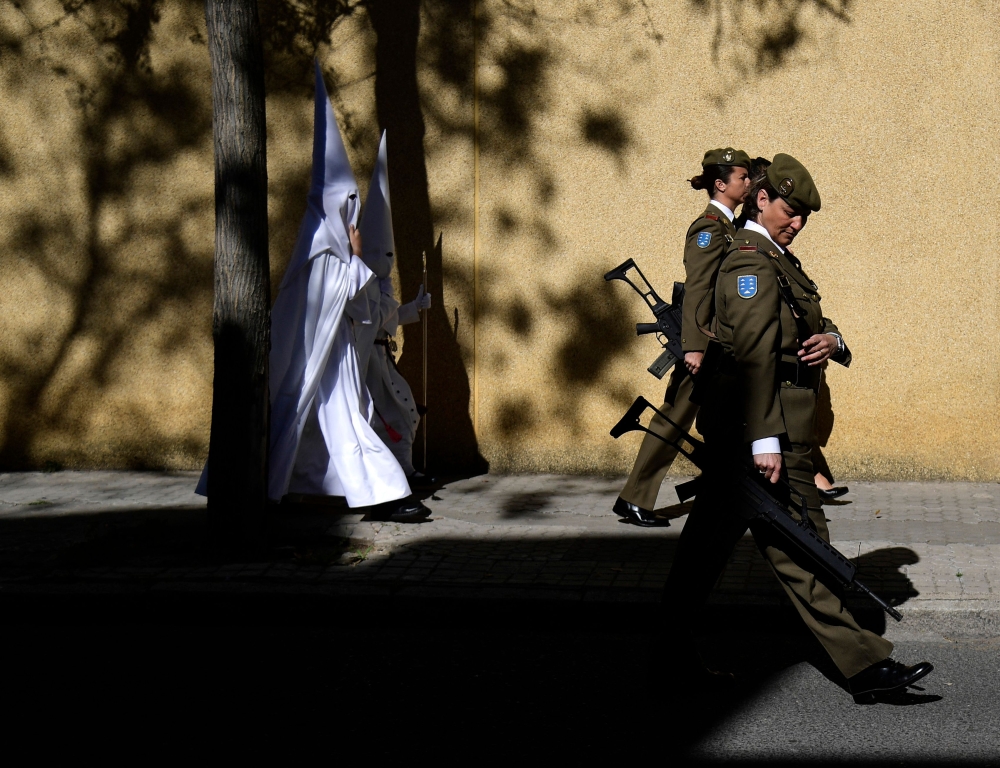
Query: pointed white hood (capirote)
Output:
[[280, 60, 361, 288], [355, 129, 401, 377], [359, 130, 395, 281]]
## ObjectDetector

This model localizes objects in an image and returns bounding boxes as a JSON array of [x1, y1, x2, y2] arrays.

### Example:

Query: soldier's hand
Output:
[[754, 453, 782, 484], [798, 333, 838, 366], [684, 351, 704, 375], [348, 224, 363, 256]]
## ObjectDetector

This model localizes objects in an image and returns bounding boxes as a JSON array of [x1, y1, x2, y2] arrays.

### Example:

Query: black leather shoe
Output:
[[406, 471, 438, 490], [818, 486, 849, 500], [849, 658, 934, 703], [388, 499, 432, 523], [613, 497, 667, 527]]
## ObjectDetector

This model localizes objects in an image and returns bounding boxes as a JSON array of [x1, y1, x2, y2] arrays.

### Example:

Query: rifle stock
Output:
[[605, 260, 686, 379], [610, 396, 903, 622]]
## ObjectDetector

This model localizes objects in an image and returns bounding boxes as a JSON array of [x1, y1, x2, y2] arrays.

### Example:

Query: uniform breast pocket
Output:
[[778, 384, 817, 445]]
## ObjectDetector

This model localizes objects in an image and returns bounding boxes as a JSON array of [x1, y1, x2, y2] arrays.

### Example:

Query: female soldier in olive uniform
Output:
[[663, 154, 932, 700], [743, 159, 849, 500], [614, 147, 751, 526]]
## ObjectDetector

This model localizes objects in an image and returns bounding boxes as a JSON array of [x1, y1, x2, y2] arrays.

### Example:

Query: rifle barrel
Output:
[[854, 580, 903, 622]]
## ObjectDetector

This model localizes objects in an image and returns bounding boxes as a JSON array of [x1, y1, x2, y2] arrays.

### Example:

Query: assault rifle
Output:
[[604, 259, 685, 379], [610, 395, 903, 622]]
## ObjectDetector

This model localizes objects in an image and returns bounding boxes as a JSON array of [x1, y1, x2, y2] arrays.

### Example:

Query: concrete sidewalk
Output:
[[1, 471, 998, 637]]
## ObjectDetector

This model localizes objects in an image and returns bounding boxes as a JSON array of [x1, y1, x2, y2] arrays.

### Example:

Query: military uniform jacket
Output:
[[681, 204, 737, 353], [714, 228, 850, 445]]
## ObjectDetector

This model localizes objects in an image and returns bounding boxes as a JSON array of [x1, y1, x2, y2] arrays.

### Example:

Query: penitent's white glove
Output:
[[397, 285, 432, 326], [413, 284, 431, 310]]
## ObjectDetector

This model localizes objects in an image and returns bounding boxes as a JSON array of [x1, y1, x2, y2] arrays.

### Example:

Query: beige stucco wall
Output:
[[1, 0, 997, 480]]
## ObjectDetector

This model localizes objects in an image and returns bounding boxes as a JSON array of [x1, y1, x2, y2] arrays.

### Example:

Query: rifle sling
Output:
[[757, 248, 818, 388]]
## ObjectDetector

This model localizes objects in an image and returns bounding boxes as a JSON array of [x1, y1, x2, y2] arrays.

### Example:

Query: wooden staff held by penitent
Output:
[[422, 250, 428, 472]]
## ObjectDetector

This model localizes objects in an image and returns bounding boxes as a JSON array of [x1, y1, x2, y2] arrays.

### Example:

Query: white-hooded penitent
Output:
[[355, 131, 425, 476], [266, 62, 410, 505], [354, 130, 397, 378]]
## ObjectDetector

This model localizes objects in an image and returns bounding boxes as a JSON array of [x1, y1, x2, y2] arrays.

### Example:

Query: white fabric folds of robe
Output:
[[267, 62, 410, 506], [355, 132, 420, 476], [366, 296, 421, 476]]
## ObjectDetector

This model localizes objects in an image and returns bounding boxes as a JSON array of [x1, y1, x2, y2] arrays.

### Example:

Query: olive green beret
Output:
[[702, 147, 751, 169], [766, 153, 821, 212]]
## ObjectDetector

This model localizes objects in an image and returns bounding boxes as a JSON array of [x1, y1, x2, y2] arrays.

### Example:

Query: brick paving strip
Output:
[[1, 471, 998, 638]]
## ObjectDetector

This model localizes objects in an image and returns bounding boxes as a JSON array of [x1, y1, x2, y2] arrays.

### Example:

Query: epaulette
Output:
[[738, 245, 757, 252], [704, 214, 719, 221]]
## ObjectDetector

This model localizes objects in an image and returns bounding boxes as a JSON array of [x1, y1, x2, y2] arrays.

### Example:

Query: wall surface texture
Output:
[[1, 0, 997, 480]]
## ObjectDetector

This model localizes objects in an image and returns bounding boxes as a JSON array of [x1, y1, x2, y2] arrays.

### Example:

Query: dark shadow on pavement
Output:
[[0, 504, 947, 762]]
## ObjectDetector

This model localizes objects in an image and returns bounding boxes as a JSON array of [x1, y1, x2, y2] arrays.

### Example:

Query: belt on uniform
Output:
[[711, 351, 820, 390], [777, 359, 821, 390]]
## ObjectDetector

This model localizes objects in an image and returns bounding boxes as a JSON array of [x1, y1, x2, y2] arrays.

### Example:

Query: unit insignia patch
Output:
[[737, 275, 758, 299], [697, 232, 712, 248]]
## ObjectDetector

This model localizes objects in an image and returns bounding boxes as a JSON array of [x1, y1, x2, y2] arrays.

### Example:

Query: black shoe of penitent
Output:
[[406, 471, 438, 490], [388, 499, 431, 522]]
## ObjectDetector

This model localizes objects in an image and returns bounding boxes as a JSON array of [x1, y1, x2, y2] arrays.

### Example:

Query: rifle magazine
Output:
[[648, 349, 677, 379]]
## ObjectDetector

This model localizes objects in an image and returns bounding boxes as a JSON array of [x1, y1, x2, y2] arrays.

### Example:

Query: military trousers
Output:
[[662, 436, 893, 679], [619, 365, 698, 512]]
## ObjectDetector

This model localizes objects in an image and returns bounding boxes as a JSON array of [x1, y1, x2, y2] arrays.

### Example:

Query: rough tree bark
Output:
[[204, 0, 271, 548]]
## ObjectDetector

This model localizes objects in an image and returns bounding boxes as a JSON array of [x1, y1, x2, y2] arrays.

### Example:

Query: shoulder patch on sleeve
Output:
[[696, 231, 712, 248], [737, 275, 758, 299]]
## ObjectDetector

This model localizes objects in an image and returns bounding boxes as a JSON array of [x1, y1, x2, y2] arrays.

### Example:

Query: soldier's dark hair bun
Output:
[[689, 163, 737, 195], [748, 157, 771, 183]]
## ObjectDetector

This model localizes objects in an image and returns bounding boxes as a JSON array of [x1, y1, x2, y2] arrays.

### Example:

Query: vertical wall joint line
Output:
[[472, 0, 481, 436]]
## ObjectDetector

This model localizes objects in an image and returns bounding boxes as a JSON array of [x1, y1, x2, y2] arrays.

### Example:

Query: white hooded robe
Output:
[[355, 132, 421, 476], [267, 62, 410, 506]]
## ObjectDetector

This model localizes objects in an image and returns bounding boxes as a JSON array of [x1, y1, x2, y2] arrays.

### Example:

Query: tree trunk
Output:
[[204, 0, 270, 549]]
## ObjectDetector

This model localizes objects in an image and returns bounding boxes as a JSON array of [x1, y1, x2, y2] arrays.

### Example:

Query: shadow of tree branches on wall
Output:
[[0, 0, 213, 469], [0, 0, 856, 473], [690, 0, 853, 72]]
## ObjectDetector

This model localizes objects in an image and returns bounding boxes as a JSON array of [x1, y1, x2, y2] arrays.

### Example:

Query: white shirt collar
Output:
[[743, 219, 785, 254], [708, 199, 735, 222]]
